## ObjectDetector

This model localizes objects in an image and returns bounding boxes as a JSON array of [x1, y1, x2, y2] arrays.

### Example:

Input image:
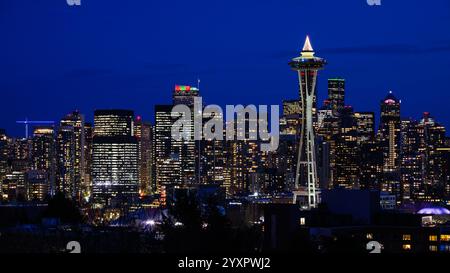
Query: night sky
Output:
[[1, 0, 450, 137]]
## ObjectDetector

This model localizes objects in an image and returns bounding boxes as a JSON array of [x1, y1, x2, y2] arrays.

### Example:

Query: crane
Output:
[[16, 118, 55, 138]]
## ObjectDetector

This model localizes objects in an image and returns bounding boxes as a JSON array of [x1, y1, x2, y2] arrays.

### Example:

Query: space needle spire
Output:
[[289, 35, 326, 209]]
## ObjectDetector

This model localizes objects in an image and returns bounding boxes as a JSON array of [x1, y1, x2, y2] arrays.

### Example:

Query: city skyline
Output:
[[2, 0, 450, 136], [1, 1, 450, 256]]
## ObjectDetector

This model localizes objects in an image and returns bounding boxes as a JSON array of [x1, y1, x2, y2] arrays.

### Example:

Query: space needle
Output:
[[289, 36, 326, 209]]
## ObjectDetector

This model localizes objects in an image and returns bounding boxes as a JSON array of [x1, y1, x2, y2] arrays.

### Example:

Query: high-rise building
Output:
[[56, 110, 85, 201], [328, 78, 345, 114], [94, 110, 134, 137], [378, 91, 401, 201], [154, 105, 181, 195], [316, 101, 340, 187], [281, 99, 301, 136], [32, 126, 55, 196], [0, 129, 8, 191], [26, 170, 48, 202], [198, 111, 227, 192], [154, 85, 199, 197], [173, 85, 200, 106], [334, 106, 360, 189], [83, 122, 93, 201], [360, 140, 384, 190], [417, 112, 447, 202], [289, 35, 326, 209], [275, 102, 302, 192], [92, 110, 139, 208], [400, 118, 422, 202], [354, 112, 375, 144], [379, 91, 401, 169], [172, 85, 198, 185], [134, 116, 153, 196]]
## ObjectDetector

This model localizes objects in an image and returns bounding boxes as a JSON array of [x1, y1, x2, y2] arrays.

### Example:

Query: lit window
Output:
[[366, 233, 373, 240], [429, 245, 437, 252], [441, 235, 450, 242], [402, 234, 411, 241], [439, 245, 450, 252], [300, 217, 306, 226], [402, 244, 411, 251], [429, 235, 438, 242]]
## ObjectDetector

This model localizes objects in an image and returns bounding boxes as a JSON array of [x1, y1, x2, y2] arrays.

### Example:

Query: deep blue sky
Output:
[[1, 0, 450, 137]]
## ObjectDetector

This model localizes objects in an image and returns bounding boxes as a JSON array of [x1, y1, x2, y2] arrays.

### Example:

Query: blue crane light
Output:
[[16, 118, 55, 138]]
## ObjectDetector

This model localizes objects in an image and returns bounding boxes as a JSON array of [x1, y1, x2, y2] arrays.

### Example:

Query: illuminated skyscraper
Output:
[[289, 36, 326, 209], [316, 101, 340, 187], [94, 110, 134, 137], [173, 85, 200, 106], [280, 99, 301, 136], [334, 106, 360, 189], [56, 110, 85, 201], [379, 91, 401, 169], [378, 91, 401, 201], [172, 85, 197, 185], [26, 170, 48, 202], [328, 78, 345, 114], [32, 126, 55, 196], [83, 122, 93, 201], [92, 110, 139, 208], [134, 116, 153, 196], [154, 105, 181, 196], [417, 112, 447, 202], [354, 112, 375, 144], [400, 118, 422, 202], [0, 129, 8, 190]]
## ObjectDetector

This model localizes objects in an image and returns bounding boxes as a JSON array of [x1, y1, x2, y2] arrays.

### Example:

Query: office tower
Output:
[[316, 101, 340, 187], [438, 146, 450, 197], [56, 125, 75, 197], [154, 105, 181, 196], [328, 78, 345, 114], [0, 129, 29, 202], [173, 85, 197, 185], [249, 167, 284, 194], [2, 170, 26, 202], [94, 110, 134, 137], [378, 91, 401, 201], [225, 112, 263, 197], [199, 136, 226, 185], [417, 112, 447, 202], [11, 137, 32, 161], [56, 110, 85, 201], [134, 116, 153, 196], [354, 112, 375, 144], [281, 99, 301, 136], [154, 85, 199, 196], [92, 110, 139, 208], [83, 122, 93, 201], [32, 126, 56, 196], [400, 118, 422, 202], [173, 85, 200, 106], [277, 100, 302, 191], [0, 129, 8, 191], [316, 138, 330, 190], [26, 170, 48, 202], [289, 35, 326, 208], [198, 111, 227, 190], [334, 106, 360, 189], [360, 140, 384, 190], [379, 91, 401, 169]]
